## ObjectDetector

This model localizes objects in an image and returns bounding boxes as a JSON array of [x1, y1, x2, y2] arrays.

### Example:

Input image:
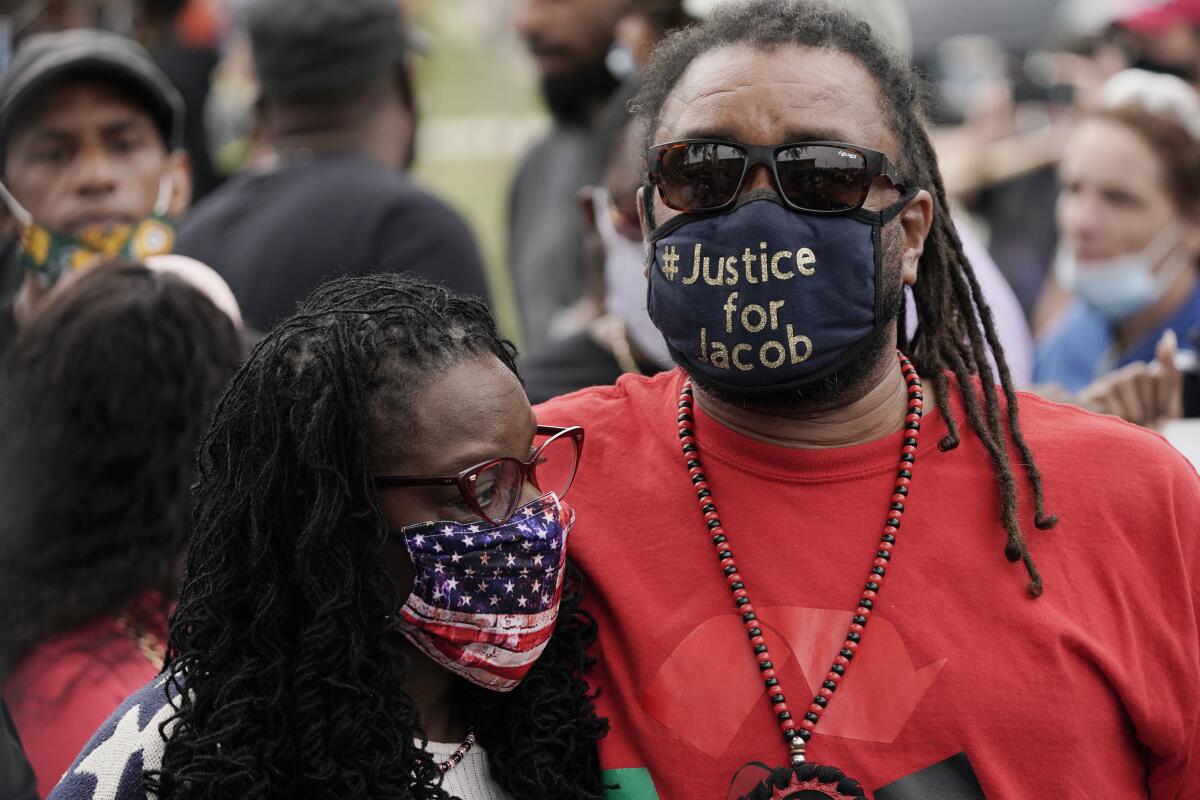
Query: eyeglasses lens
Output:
[[659, 142, 746, 211], [472, 459, 522, 523], [776, 144, 869, 212], [530, 433, 580, 500]]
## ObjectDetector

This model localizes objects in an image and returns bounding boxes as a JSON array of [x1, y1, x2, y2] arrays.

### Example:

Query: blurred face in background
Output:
[[515, 0, 624, 122], [1057, 117, 1199, 263], [3, 79, 190, 236], [516, 0, 624, 78], [1132, 25, 1200, 82]]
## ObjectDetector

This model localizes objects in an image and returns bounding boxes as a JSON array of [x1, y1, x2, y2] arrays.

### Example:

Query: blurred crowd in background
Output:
[[2, 0, 1200, 795], [2, 0, 1200, 402]]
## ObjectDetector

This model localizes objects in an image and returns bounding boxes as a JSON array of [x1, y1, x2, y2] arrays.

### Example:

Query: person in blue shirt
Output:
[[1036, 69, 1200, 427]]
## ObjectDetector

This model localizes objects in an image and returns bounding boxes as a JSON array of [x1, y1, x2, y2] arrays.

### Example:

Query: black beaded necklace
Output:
[[675, 351, 924, 799], [435, 728, 476, 775]]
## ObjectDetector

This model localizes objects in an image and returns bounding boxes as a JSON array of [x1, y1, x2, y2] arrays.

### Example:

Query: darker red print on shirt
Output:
[[642, 606, 946, 760]]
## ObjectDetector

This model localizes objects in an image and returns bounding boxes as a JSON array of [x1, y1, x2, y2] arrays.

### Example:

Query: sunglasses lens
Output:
[[658, 142, 746, 211], [531, 433, 580, 501], [776, 144, 871, 212], [472, 459, 522, 523]]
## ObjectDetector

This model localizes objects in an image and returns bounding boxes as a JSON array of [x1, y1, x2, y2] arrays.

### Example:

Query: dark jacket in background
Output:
[[520, 329, 665, 405], [148, 38, 221, 202], [507, 126, 601, 354], [177, 152, 490, 331]]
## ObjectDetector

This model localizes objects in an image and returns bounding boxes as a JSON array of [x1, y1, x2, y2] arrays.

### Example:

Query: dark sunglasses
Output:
[[647, 138, 907, 214], [373, 425, 584, 526]]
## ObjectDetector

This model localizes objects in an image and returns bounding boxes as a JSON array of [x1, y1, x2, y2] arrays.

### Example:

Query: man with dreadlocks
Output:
[[535, 1, 1200, 797]]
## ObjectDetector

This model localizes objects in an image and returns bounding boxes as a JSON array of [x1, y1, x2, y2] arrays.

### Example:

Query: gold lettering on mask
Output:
[[683, 244, 704, 285], [706, 256, 728, 286], [710, 341, 730, 369], [796, 247, 816, 276], [787, 325, 812, 363], [675, 242, 817, 286], [723, 292, 739, 334], [771, 251, 794, 280], [760, 340, 787, 368], [732, 343, 753, 371], [742, 248, 758, 284], [768, 300, 785, 329], [741, 304, 768, 333], [660, 245, 681, 281], [699, 294, 813, 371]]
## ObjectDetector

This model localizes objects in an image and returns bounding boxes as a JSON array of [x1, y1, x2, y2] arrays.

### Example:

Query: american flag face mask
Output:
[[395, 492, 573, 691]]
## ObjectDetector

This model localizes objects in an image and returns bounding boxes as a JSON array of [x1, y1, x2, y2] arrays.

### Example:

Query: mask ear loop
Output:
[[1141, 218, 1187, 264], [640, 182, 656, 234], [1144, 220, 1196, 294], [0, 179, 33, 228], [152, 174, 174, 217]]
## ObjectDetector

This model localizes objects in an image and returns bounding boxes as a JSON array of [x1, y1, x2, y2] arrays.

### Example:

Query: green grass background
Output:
[[409, 0, 548, 347]]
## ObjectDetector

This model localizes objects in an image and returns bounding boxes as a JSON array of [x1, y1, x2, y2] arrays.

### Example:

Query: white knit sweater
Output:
[[48, 676, 514, 800], [426, 739, 515, 800]]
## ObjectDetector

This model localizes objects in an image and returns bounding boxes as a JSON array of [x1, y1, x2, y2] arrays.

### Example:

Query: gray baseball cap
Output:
[[0, 29, 184, 163], [246, 0, 413, 104]]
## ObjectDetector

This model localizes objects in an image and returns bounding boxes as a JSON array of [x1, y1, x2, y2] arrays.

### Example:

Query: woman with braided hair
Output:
[[50, 273, 606, 800]]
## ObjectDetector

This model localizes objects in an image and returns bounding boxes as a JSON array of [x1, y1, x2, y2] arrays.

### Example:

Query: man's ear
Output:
[[900, 189, 933, 287], [577, 185, 600, 236], [165, 150, 192, 217], [636, 184, 652, 241]]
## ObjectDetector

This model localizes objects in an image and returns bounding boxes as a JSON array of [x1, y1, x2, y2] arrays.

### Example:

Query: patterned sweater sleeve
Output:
[[46, 676, 181, 800]]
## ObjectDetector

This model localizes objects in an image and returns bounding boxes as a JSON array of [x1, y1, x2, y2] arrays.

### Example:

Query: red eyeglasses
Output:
[[373, 425, 584, 525]]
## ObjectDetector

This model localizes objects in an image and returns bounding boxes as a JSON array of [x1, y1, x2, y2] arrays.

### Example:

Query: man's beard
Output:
[[680, 225, 907, 416], [540, 58, 620, 126]]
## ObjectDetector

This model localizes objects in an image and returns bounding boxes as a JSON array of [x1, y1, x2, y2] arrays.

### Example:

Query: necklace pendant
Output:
[[728, 760, 867, 800]]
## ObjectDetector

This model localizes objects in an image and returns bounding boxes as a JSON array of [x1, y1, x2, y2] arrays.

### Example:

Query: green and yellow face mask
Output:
[[17, 214, 177, 284], [0, 176, 177, 287]]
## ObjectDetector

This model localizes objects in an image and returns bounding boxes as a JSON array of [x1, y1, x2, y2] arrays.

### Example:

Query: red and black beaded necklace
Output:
[[675, 350, 924, 800]]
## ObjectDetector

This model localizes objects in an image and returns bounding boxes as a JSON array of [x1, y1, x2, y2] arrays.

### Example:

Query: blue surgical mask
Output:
[[1055, 222, 1189, 321], [645, 190, 915, 392]]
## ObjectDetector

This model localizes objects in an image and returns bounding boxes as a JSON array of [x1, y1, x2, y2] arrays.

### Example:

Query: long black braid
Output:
[[149, 273, 605, 800], [632, 0, 1058, 596]]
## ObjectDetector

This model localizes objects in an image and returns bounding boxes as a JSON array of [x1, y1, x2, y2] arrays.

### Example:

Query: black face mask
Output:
[[645, 189, 916, 395]]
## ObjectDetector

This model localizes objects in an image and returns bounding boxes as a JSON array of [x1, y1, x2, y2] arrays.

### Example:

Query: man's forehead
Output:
[[16, 79, 156, 134], [654, 44, 896, 156]]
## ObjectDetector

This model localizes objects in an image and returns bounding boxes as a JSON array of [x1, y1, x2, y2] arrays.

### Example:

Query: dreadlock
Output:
[[632, 0, 1058, 596], [0, 263, 241, 677], [149, 273, 605, 800]]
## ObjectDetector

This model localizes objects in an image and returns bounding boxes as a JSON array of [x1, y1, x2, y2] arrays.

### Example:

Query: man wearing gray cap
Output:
[[0, 28, 192, 349], [176, 0, 490, 332]]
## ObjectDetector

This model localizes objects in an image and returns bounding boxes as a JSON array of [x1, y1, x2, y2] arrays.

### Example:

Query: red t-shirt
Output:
[[4, 599, 165, 798], [536, 369, 1200, 799]]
